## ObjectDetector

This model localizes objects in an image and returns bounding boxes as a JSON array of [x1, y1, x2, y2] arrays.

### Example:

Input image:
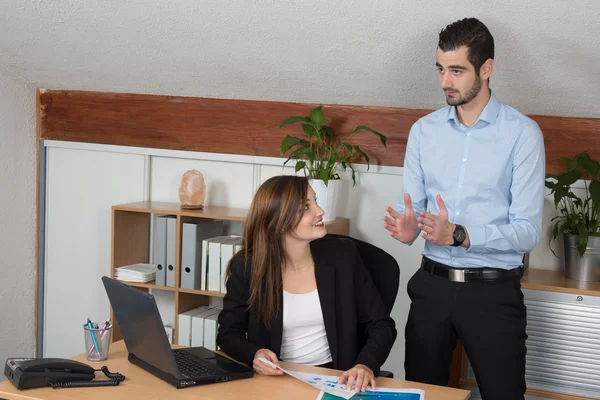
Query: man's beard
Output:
[[445, 75, 482, 106]]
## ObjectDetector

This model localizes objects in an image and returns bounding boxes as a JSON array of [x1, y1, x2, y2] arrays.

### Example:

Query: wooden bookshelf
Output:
[[109, 201, 350, 344]]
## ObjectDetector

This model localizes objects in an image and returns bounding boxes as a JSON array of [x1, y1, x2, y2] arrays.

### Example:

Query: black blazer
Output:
[[216, 237, 397, 375]]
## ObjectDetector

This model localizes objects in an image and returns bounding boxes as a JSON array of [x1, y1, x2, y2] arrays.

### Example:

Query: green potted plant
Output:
[[545, 151, 600, 281], [279, 105, 387, 221]]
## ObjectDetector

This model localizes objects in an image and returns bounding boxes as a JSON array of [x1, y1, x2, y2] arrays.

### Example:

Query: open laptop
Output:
[[101, 276, 254, 389]]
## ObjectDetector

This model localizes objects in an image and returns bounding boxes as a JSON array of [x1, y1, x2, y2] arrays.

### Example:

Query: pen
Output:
[[88, 319, 111, 355], [87, 318, 101, 355]]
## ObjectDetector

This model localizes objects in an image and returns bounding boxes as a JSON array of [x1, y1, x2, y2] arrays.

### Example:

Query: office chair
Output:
[[324, 233, 400, 378]]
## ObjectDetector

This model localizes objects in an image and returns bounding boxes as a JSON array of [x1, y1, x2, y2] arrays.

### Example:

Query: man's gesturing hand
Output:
[[383, 193, 418, 244]]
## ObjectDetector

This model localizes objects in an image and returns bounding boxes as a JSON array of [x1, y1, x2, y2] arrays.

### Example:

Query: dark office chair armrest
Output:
[[379, 370, 394, 378]]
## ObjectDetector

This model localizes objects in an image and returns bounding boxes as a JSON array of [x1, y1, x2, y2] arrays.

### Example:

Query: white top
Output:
[[280, 289, 332, 366]]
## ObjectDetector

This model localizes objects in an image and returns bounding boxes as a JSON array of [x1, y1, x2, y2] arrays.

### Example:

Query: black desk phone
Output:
[[4, 357, 125, 389]]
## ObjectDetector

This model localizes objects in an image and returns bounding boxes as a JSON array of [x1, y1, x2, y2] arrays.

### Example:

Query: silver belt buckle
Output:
[[449, 269, 466, 282]]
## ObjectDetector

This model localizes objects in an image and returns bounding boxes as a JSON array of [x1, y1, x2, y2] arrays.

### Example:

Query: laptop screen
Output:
[[102, 276, 180, 378]]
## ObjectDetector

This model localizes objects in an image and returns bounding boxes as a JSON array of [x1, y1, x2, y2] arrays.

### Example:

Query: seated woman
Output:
[[217, 175, 397, 392]]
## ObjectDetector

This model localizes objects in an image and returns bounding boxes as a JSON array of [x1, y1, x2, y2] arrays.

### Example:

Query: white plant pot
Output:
[[308, 178, 340, 222]]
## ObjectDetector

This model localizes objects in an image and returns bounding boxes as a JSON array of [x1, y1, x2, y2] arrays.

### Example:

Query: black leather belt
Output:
[[421, 257, 523, 283]]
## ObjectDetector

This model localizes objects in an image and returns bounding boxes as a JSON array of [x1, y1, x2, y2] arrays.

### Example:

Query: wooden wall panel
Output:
[[39, 90, 600, 175]]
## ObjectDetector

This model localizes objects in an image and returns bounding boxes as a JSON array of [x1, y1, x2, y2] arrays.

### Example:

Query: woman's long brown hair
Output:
[[226, 175, 308, 327]]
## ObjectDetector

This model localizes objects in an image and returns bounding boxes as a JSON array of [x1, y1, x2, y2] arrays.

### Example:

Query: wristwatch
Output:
[[452, 224, 466, 247]]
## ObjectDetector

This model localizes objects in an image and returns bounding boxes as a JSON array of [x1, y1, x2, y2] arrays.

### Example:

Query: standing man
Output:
[[383, 18, 545, 400]]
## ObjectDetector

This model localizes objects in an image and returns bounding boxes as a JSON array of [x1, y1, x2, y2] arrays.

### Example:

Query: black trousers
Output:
[[404, 266, 527, 400]]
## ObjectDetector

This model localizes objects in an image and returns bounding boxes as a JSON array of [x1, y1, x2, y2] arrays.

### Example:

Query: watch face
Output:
[[454, 227, 466, 242]]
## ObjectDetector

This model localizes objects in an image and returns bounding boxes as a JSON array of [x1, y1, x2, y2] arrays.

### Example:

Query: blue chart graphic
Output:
[[320, 390, 422, 400]]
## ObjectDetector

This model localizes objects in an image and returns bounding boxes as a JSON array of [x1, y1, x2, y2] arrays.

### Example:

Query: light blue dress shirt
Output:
[[397, 91, 545, 270]]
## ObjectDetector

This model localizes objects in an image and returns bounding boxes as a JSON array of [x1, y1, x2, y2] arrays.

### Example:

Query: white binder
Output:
[[208, 238, 224, 292], [203, 310, 221, 351], [177, 305, 211, 346], [190, 307, 220, 347], [220, 236, 243, 293]]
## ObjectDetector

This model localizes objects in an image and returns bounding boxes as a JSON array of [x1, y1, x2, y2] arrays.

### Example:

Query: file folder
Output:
[[165, 216, 177, 287], [153, 216, 168, 286], [181, 220, 224, 290]]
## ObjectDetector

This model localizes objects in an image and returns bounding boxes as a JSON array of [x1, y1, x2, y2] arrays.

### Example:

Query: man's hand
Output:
[[418, 194, 455, 246], [338, 364, 376, 392], [383, 193, 418, 244]]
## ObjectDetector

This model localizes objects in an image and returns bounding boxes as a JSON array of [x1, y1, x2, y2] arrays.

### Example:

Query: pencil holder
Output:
[[83, 322, 112, 361]]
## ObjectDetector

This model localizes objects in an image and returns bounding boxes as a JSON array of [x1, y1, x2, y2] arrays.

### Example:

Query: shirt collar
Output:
[[447, 90, 501, 126]]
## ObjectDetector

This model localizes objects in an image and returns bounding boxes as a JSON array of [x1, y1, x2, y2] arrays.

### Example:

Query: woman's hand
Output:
[[253, 349, 284, 376], [338, 364, 376, 392]]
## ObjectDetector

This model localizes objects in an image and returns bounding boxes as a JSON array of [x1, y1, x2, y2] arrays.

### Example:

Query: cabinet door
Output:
[[464, 289, 600, 399], [43, 147, 146, 358]]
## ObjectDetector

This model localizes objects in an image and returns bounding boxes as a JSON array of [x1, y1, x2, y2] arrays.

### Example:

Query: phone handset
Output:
[[48, 366, 125, 389]]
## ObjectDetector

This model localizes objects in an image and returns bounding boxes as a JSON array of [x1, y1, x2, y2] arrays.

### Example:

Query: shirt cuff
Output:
[[464, 225, 486, 252]]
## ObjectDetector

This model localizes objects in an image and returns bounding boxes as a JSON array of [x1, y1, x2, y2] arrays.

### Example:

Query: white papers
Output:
[[316, 387, 425, 399], [258, 357, 355, 399], [115, 263, 157, 283]]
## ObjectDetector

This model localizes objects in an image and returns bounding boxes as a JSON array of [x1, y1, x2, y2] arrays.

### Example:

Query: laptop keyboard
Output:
[[173, 350, 222, 378]]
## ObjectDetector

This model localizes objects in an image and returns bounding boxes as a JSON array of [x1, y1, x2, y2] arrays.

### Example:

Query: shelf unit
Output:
[[110, 201, 350, 344], [458, 268, 600, 400]]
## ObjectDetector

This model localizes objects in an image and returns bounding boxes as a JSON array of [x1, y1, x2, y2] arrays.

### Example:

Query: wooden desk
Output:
[[0, 341, 470, 400]]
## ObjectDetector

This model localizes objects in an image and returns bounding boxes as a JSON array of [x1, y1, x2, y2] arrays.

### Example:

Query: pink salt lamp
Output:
[[179, 169, 206, 210]]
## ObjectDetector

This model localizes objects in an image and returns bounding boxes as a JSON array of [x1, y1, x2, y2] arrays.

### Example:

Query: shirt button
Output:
[[462, 158, 467, 162], [458, 184, 463, 188], [456, 211, 460, 215]]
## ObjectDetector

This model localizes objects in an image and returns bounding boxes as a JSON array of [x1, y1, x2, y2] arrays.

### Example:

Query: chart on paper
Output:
[[257, 357, 355, 399], [317, 387, 425, 400]]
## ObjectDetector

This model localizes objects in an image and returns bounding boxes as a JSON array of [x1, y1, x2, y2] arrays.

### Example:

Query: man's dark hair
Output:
[[438, 18, 494, 73]]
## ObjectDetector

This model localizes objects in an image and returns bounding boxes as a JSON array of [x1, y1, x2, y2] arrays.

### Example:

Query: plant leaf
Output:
[[280, 135, 309, 154], [283, 147, 315, 166], [555, 169, 583, 188], [322, 126, 335, 140], [295, 161, 306, 172], [310, 106, 326, 130], [302, 123, 318, 138], [353, 126, 387, 147], [590, 180, 600, 210], [544, 179, 555, 189], [354, 144, 370, 163], [558, 156, 578, 171], [341, 142, 353, 153], [578, 225, 589, 257], [280, 116, 311, 129], [319, 168, 330, 186], [575, 151, 600, 178]]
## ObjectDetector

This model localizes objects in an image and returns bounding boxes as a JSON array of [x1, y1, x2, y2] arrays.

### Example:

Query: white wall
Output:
[[0, 70, 36, 380], [0, 1, 599, 118]]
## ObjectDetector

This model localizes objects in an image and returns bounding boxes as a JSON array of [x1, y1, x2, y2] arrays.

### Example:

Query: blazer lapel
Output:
[[269, 287, 284, 357], [316, 262, 338, 367]]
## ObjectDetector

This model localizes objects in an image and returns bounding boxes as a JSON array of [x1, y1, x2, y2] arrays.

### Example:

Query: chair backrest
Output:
[[324, 234, 400, 314]]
